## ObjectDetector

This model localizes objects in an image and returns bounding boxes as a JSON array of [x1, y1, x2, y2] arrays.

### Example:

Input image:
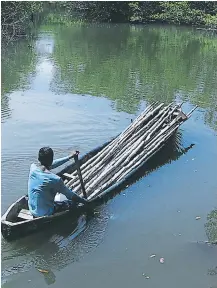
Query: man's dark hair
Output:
[[38, 147, 54, 168]]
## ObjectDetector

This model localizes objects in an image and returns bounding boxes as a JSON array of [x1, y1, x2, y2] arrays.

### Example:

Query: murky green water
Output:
[[1, 24, 217, 288]]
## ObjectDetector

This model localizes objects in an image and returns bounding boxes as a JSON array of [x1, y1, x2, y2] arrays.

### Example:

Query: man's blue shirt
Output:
[[28, 156, 79, 217]]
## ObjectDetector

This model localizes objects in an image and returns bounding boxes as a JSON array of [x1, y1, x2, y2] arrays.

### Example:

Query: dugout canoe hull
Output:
[[1, 139, 111, 241], [1, 130, 177, 241]]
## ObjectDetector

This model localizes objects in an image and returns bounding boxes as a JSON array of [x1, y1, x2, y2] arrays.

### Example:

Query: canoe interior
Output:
[[2, 196, 28, 223]]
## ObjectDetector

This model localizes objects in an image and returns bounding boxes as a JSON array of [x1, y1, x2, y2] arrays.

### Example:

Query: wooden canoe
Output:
[[1, 103, 196, 241], [1, 134, 194, 241], [1, 139, 111, 241]]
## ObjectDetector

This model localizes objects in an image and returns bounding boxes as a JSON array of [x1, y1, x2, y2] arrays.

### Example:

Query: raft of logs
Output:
[[64, 102, 197, 200]]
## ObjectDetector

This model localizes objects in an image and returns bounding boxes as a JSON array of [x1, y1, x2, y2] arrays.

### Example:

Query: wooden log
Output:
[[79, 109, 175, 184], [72, 104, 172, 188], [67, 103, 163, 188], [187, 106, 197, 117], [69, 103, 187, 196], [145, 105, 178, 141], [92, 125, 179, 198], [87, 123, 180, 199], [83, 116, 180, 195], [88, 107, 186, 197], [63, 173, 76, 180], [70, 103, 181, 189], [72, 105, 181, 193], [79, 103, 155, 170], [117, 124, 180, 181], [67, 104, 156, 183], [88, 113, 185, 195]]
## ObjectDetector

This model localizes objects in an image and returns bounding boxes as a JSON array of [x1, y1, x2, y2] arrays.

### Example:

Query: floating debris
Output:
[[159, 258, 165, 264], [37, 269, 49, 274]]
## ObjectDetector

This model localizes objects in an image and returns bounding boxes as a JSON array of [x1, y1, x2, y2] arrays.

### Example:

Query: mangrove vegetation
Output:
[[1, 1, 217, 44]]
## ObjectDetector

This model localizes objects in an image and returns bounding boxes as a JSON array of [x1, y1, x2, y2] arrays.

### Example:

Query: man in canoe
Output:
[[28, 147, 87, 217]]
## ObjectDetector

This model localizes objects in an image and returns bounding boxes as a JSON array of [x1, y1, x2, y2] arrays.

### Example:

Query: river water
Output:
[[1, 23, 217, 288]]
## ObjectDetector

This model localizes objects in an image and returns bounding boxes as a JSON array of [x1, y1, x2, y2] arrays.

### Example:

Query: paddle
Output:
[[73, 153, 87, 199]]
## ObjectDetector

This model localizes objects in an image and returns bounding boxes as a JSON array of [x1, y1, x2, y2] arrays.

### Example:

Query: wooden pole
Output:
[[73, 154, 87, 199], [74, 105, 176, 193], [69, 104, 169, 190], [70, 105, 182, 194], [85, 116, 185, 197], [88, 124, 180, 199], [64, 103, 191, 198], [65, 104, 159, 188], [67, 103, 161, 181]]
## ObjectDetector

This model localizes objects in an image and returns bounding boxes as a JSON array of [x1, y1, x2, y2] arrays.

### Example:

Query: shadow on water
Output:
[[96, 130, 195, 205], [1, 130, 196, 285]]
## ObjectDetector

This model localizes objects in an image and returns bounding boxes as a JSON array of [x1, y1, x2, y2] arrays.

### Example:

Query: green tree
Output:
[[1, 1, 44, 43]]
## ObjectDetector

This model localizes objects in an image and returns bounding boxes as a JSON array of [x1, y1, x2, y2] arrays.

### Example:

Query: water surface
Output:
[[1, 23, 217, 288]]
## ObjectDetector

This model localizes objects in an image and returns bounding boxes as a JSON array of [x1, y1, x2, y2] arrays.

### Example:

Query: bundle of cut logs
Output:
[[64, 102, 197, 200]]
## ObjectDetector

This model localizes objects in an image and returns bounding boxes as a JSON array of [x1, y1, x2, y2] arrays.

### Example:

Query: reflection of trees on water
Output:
[[1, 40, 37, 122], [1, 208, 110, 286], [205, 208, 217, 244], [50, 24, 217, 130], [2, 24, 217, 130]]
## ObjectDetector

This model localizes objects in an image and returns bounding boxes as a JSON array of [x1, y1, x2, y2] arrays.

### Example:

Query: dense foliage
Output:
[[54, 1, 217, 28], [1, 1, 217, 43], [1, 1, 44, 43]]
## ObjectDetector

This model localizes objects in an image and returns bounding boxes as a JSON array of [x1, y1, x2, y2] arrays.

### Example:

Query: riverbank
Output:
[[52, 1, 217, 30], [1, 1, 217, 45]]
